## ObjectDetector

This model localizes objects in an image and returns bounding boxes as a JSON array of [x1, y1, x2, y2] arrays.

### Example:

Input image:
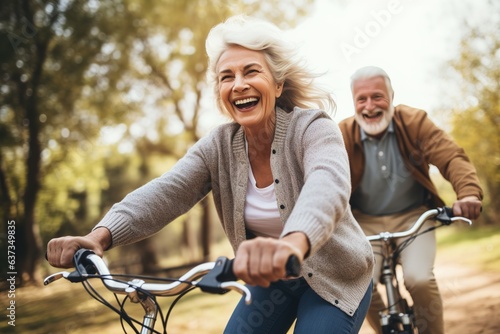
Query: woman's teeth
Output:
[[235, 97, 257, 105], [234, 97, 259, 109]]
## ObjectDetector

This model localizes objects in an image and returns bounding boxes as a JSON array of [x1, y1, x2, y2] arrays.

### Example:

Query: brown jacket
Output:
[[338, 104, 483, 208]]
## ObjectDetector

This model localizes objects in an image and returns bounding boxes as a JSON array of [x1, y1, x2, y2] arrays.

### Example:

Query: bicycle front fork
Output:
[[379, 263, 417, 333], [381, 312, 417, 333]]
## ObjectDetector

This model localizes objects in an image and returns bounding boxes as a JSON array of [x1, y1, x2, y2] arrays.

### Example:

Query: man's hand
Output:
[[452, 196, 482, 220], [46, 227, 112, 268]]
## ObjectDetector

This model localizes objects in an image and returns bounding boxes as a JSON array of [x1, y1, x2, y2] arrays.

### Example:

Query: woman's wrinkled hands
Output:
[[46, 228, 112, 268], [232, 232, 309, 287]]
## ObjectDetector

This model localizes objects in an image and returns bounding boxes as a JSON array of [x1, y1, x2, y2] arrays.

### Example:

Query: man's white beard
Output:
[[355, 105, 394, 137]]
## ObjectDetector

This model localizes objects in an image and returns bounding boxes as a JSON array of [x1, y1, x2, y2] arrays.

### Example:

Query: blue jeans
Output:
[[224, 278, 372, 334]]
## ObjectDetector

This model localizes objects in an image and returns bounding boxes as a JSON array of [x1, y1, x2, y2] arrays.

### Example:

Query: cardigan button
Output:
[[272, 149, 276, 154], [279, 204, 285, 209], [274, 179, 279, 184]]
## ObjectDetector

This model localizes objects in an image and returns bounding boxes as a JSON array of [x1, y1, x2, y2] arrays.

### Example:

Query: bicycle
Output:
[[365, 206, 472, 334], [44, 249, 300, 334]]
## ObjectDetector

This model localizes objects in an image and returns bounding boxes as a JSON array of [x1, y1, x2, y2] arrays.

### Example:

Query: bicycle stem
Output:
[[119, 279, 158, 334], [139, 298, 158, 334]]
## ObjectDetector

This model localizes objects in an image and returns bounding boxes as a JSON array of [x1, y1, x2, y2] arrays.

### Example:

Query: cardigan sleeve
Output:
[[94, 136, 214, 248], [281, 111, 352, 256]]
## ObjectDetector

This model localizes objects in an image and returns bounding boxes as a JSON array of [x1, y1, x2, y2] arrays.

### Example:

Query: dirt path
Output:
[[359, 255, 500, 334]]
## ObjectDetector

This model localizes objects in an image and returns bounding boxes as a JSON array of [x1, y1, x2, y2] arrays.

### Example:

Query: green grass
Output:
[[436, 224, 500, 272]]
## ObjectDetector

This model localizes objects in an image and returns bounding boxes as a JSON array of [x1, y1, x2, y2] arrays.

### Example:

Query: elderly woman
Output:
[[47, 15, 373, 334]]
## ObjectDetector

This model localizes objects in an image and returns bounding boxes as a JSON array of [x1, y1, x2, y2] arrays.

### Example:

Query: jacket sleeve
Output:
[[396, 105, 483, 201], [338, 116, 363, 191]]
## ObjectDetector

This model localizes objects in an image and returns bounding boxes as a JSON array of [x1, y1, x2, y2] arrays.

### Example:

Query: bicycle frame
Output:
[[366, 207, 472, 334]]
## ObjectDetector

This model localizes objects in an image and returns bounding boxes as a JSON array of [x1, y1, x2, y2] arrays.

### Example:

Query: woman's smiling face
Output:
[[216, 45, 283, 131], [352, 76, 394, 139]]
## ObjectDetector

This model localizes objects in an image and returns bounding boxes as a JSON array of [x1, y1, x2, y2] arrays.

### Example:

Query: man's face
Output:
[[352, 76, 394, 138]]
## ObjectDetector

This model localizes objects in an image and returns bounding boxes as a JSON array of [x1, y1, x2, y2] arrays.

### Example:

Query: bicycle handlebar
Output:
[[44, 249, 301, 305], [366, 207, 472, 242]]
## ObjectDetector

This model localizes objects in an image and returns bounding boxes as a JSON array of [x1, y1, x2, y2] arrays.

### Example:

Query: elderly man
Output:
[[339, 66, 483, 334]]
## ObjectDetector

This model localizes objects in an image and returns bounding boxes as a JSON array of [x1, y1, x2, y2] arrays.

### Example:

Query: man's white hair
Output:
[[350, 66, 394, 97]]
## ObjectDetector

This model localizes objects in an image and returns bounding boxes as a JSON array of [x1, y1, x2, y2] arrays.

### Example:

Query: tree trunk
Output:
[[17, 1, 48, 284], [137, 238, 159, 275], [19, 59, 44, 285], [0, 153, 13, 221], [200, 197, 211, 261], [484, 182, 499, 225]]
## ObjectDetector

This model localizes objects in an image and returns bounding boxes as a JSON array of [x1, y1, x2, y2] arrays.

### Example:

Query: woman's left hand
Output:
[[232, 232, 309, 287]]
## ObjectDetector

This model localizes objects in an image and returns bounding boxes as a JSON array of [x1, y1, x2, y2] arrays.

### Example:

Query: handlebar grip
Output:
[[285, 255, 301, 277], [73, 248, 97, 273], [220, 255, 301, 282], [54, 248, 99, 283]]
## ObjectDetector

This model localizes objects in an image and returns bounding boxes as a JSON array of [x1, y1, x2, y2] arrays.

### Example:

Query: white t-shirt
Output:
[[244, 166, 282, 238]]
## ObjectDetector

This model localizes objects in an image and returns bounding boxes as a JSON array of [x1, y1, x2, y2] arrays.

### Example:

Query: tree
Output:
[[446, 0, 499, 224], [0, 0, 314, 283], [0, 0, 141, 283]]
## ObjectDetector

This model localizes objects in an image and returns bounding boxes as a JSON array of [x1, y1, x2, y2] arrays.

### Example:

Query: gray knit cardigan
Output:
[[95, 107, 374, 315]]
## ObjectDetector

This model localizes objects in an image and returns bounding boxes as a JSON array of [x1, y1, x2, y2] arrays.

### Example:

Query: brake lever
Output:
[[195, 257, 253, 304], [44, 271, 71, 285], [451, 216, 472, 225], [436, 206, 472, 226], [44, 269, 92, 284], [219, 281, 252, 304]]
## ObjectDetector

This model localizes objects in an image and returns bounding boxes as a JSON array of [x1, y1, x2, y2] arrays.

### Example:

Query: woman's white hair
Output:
[[205, 15, 335, 115], [350, 66, 394, 97]]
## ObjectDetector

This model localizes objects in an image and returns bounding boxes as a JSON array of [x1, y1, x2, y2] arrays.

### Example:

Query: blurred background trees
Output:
[[444, 0, 499, 225], [0, 0, 312, 285], [0, 0, 498, 286]]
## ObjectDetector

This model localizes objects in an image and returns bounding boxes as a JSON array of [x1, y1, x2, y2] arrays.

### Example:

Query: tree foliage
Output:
[[447, 0, 500, 224], [0, 0, 313, 283], [0, 0, 146, 283]]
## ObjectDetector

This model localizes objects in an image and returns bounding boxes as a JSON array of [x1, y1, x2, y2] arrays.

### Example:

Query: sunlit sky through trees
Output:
[[288, 0, 490, 122], [116, 0, 491, 138]]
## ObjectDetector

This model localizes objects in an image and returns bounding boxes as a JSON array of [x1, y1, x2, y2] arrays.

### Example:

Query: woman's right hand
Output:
[[46, 227, 112, 268]]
